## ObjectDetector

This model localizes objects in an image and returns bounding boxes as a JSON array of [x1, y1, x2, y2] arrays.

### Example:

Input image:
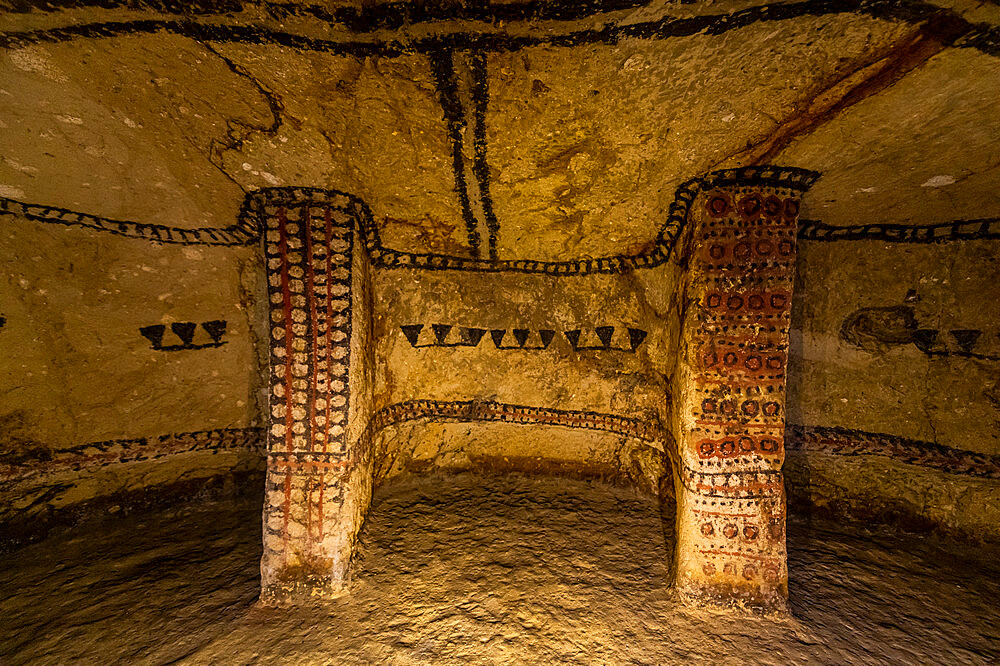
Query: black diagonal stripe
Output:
[[429, 49, 482, 258], [469, 51, 500, 261]]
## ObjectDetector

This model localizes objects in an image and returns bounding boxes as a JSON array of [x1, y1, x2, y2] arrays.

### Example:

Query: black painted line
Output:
[[787, 424, 1000, 479], [0, 167, 821, 274], [429, 48, 482, 259], [0, 0, 243, 15], [0, 427, 264, 473], [2, 1, 997, 59], [469, 51, 500, 261], [1, 0, 656, 32], [0, 196, 252, 245], [926, 349, 1000, 361], [6, 420, 999, 483], [797, 217, 1000, 243], [452, 51, 491, 256], [368, 398, 666, 443], [152, 342, 228, 352]]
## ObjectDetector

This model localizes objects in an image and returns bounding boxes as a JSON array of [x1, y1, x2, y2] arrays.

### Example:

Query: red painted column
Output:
[[259, 192, 374, 603], [672, 167, 816, 610]]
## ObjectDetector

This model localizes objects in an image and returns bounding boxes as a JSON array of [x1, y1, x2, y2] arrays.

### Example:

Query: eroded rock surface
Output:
[[2, 474, 999, 664], [1, 0, 999, 609]]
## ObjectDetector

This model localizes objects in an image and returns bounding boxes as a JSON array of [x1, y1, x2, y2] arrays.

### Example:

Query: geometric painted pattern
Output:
[[674, 180, 809, 609], [139, 320, 228, 351], [0, 168, 820, 607], [399, 324, 648, 353], [0, 168, 820, 276], [364, 399, 666, 445], [261, 196, 356, 597], [5, 419, 999, 490]]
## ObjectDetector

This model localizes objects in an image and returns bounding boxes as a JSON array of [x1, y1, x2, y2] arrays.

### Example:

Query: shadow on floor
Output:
[[2, 472, 999, 664]]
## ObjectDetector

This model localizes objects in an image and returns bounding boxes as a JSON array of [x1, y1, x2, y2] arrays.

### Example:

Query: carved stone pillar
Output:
[[258, 191, 374, 603], [671, 168, 816, 610]]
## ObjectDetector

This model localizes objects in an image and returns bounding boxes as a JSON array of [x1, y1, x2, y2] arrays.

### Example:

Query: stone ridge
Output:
[[365, 398, 667, 444], [0, 428, 264, 484], [6, 419, 999, 485], [786, 424, 1000, 480]]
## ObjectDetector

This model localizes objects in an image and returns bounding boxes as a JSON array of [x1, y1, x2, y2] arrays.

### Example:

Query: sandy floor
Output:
[[1, 473, 999, 665]]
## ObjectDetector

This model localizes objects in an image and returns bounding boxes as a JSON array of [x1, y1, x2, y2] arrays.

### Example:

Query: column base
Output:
[[259, 566, 351, 606], [259, 466, 372, 605], [674, 578, 789, 615]]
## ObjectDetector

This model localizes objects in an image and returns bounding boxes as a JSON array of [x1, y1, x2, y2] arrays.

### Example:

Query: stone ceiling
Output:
[[1, 0, 998, 261]]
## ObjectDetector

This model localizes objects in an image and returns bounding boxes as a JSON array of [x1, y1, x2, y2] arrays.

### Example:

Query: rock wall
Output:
[[245, 167, 813, 606], [785, 228, 1000, 541], [370, 264, 676, 492], [2, 0, 1000, 597], [0, 206, 267, 549], [5, 180, 997, 557]]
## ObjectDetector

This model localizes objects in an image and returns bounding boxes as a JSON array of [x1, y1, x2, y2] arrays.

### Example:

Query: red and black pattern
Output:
[[261, 199, 356, 575], [675, 180, 809, 603], [364, 399, 666, 444]]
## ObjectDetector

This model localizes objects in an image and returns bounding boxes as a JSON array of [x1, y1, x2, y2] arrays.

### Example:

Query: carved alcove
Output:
[[252, 166, 816, 610], [3, 0, 1000, 659]]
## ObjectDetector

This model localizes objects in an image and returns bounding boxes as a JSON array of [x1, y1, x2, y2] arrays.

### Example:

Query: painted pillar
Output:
[[258, 190, 375, 603], [671, 167, 815, 610]]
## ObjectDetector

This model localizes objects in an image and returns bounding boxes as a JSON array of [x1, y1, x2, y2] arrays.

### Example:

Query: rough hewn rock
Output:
[[1, 0, 999, 611]]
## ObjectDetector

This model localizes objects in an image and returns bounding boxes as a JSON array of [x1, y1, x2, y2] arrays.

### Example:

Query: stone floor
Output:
[[2, 472, 999, 664]]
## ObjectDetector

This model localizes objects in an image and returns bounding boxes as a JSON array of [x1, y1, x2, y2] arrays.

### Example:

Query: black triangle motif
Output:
[[539, 330, 555, 348], [627, 328, 648, 352], [201, 320, 227, 344], [595, 326, 615, 348], [490, 329, 506, 348], [911, 329, 938, 353], [432, 324, 453, 345], [139, 324, 166, 348], [463, 328, 486, 346], [512, 329, 530, 347], [950, 329, 982, 353], [400, 324, 423, 347], [171, 322, 197, 345], [564, 330, 581, 349]]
